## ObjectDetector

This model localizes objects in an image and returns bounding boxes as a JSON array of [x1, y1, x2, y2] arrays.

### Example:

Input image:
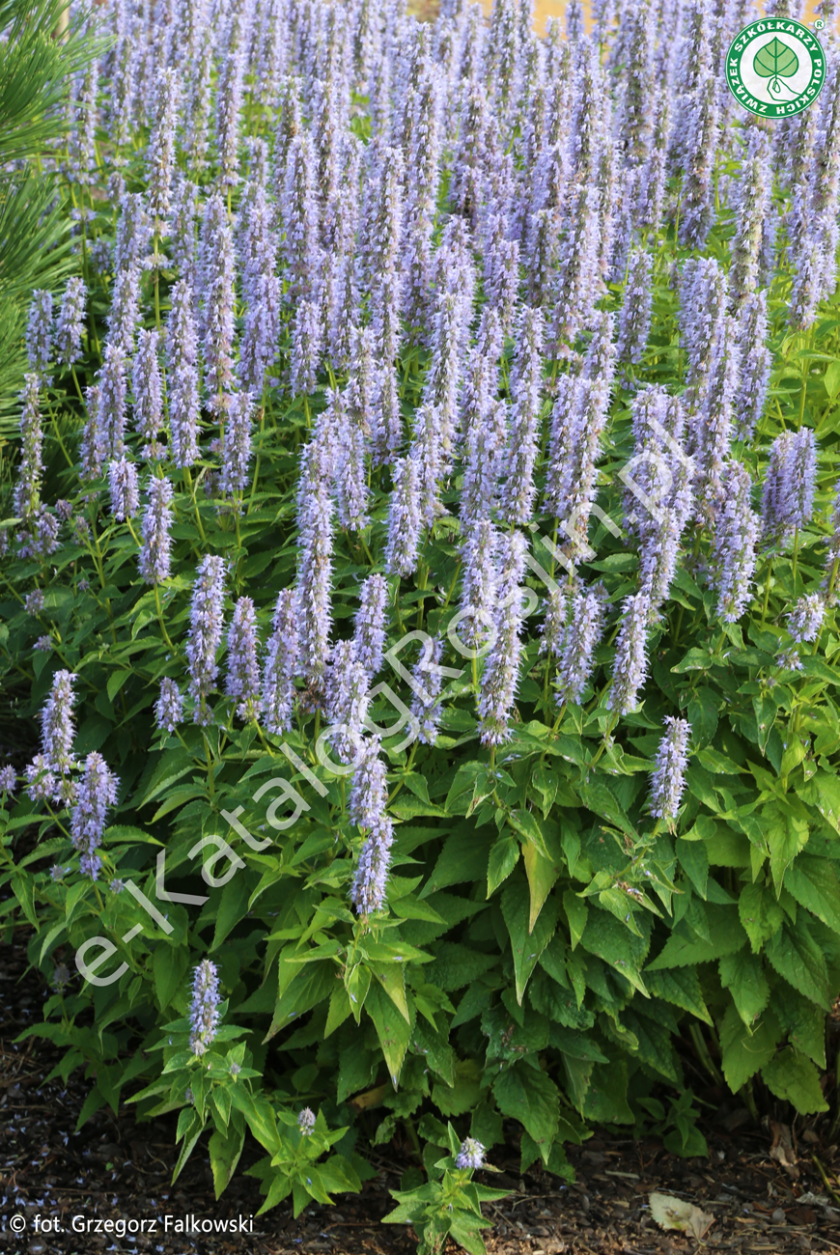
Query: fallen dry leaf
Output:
[[768, 1120, 799, 1176], [649, 1192, 715, 1241]]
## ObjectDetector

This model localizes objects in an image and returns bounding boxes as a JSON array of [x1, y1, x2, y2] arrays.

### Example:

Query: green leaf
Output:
[[645, 967, 712, 1025], [696, 748, 741, 775], [621, 1008, 679, 1082], [493, 1062, 559, 1163], [765, 920, 831, 1010], [808, 771, 840, 835], [676, 839, 709, 899], [506, 809, 550, 858], [432, 1059, 483, 1117], [10, 873, 37, 929], [775, 990, 827, 1067], [563, 890, 588, 951], [422, 943, 497, 992], [522, 843, 559, 932], [208, 1125, 245, 1199], [487, 835, 520, 898], [719, 948, 770, 1028], [265, 963, 334, 1041], [579, 780, 635, 836], [212, 875, 252, 951], [365, 981, 413, 1087], [763, 802, 809, 893], [582, 1060, 634, 1124], [420, 829, 491, 897], [761, 1048, 829, 1115], [579, 907, 649, 996], [754, 36, 799, 82], [501, 879, 560, 1003], [647, 905, 746, 971], [738, 881, 784, 953], [153, 945, 189, 1013], [687, 687, 718, 748], [784, 855, 840, 934], [719, 1002, 781, 1092]]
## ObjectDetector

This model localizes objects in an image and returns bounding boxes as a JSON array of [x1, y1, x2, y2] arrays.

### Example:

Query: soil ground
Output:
[[1, 942, 840, 1255]]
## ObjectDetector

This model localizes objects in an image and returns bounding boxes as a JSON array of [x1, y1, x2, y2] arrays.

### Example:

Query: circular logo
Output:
[[726, 18, 825, 117]]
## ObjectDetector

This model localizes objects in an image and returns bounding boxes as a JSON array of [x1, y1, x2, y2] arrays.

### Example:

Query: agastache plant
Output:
[[226, 596, 262, 722], [189, 959, 221, 1056], [649, 717, 691, 822], [9, 0, 840, 1213], [186, 555, 227, 725], [70, 753, 119, 881], [138, 476, 174, 584], [478, 530, 527, 746], [54, 278, 87, 368], [349, 737, 394, 915]]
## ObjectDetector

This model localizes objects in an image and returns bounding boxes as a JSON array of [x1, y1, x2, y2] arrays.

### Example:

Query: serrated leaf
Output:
[[765, 919, 831, 1010], [738, 881, 784, 953], [487, 835, 520, 898], [719, 948, 770, 1028], [763, 802, 809, 894], [687, 687, 718, 747], [775, 990, 826, 1067], [784, 855, 840, 934], [493, 1063, 559, 1162], [761, 1047, 829, 1115], [579, 907, 649, 995], [645, 967, 712, 1025], [676, 838, 709, 899], [506, 809, 550, 858], [647, 905, 746, 971], [419, 829, 491, 898], [153, 945, 189, 1013], [365, 981, 412, 1088], [720, 1002, 781, 1092], [522, 842, 559, 932], [563, 889, 588, 950], [209, 1125, 245, 1199], [501, 879, 560, 1004]]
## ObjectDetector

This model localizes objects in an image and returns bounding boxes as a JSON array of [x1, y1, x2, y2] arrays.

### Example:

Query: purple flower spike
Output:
[[108, 457, 139, 521], [55, 278, 87, 368], [711, 461, 759, 624], [187, 555, 227, 726], [649, 717, 690, 821], [456, 1138, 485, 1170], [155, 678, 184, 733], [478, 530, 528, 747], [606, 591, 651, 716], [263, 589, 299, 735], [219, 392, 255, 495], [226, 596, 262, 723], [138, 476, 174, 585], [71, 752, 119, 881], [349, 737, 394, 915], [189, 959, 220, 1056]]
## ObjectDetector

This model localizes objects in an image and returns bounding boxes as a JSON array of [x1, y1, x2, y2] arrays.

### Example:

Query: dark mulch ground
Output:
[[1, 940, 840, 1254]]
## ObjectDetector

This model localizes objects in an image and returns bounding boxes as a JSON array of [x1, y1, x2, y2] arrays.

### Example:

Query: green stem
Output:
[[760, 559, 773, 628], [154, 585, 175, 652]]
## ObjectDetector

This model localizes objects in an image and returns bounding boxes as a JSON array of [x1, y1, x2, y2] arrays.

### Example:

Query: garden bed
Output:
[[2, 943, 838, 1255]]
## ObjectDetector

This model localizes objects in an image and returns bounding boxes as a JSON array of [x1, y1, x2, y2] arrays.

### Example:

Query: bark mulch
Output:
[[1, 941, 839, 1254]]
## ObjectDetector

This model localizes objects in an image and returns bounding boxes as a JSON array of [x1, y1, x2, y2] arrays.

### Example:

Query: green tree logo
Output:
[[754, 37, 799, 97]]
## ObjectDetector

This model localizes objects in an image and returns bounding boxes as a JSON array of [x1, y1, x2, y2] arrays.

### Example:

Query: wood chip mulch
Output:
[[1, 941, 839, 1254]]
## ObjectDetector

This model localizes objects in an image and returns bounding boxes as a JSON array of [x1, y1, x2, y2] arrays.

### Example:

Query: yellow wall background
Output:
[[476, 0, 827, 36]]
